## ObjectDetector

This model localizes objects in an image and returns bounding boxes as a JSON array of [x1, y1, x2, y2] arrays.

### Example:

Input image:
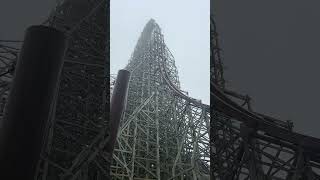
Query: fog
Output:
[[111, 0, 210, 104]]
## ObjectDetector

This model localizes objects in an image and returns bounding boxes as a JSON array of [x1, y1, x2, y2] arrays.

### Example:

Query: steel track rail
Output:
[[157, 50, 210, 111], [212, 82, 320, 162]]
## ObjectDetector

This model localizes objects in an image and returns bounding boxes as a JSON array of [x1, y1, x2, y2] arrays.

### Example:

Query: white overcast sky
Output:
[[110, 0, 210, 104]]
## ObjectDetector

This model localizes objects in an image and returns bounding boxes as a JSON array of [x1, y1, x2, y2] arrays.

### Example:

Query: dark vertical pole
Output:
[[106, 69, 130, 176], [0, 26, 67, 179]]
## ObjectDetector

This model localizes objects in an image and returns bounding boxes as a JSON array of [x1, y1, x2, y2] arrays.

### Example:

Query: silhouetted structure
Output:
[[211, 15, 320, 180], [35, 0, 109, 179], [0, 25, 67, 179], [0, 0, 109, 178]]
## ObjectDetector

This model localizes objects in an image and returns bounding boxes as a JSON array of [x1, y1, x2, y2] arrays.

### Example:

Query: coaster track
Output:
[[111, 19, 210, 179], [211, 15, 320, 180]]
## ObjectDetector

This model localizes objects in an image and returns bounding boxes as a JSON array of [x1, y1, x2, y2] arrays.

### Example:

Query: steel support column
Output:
[[0, 26, 67, 179], [106, 69, 130, 175]]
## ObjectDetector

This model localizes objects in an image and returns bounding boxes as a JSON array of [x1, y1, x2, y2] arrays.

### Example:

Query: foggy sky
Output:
[[0, 0, 55, 40], [111, 0, 210, 104], [214, 0, 320, 138]]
